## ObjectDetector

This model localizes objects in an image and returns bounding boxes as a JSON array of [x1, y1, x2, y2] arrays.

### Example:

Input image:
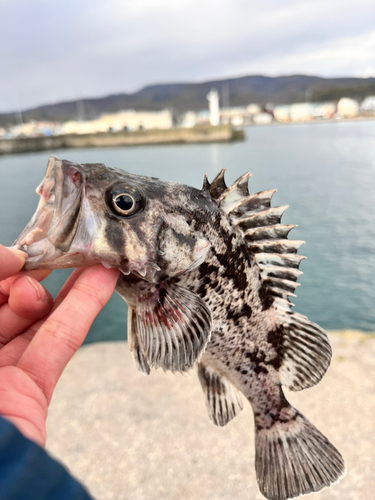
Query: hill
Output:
[[2, 74, 375, 127]]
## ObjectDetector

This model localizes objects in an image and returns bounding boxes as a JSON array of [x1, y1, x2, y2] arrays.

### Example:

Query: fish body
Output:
[[14, 156, 345, 500]]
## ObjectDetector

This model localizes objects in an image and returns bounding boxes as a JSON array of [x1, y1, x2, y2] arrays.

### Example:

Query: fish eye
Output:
[[114, 193, 136, 215], [107, 184, 143, 217]]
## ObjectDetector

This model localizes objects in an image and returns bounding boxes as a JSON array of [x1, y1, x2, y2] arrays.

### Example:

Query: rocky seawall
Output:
[[46, 330, 375, 500], [0, 125, 244, 155]]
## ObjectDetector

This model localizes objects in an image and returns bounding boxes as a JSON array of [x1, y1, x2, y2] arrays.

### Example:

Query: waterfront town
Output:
[[1, 91, 375, 140]]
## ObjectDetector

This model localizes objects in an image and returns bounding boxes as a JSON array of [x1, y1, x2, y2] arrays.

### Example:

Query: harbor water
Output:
[[1, 120, 374, 342]]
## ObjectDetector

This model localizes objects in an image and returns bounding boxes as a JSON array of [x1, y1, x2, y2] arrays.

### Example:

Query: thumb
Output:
[[0, 245, 28, 281]]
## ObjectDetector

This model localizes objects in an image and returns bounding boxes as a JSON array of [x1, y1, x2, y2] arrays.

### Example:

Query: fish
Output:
[[13, 156, 345, 500]]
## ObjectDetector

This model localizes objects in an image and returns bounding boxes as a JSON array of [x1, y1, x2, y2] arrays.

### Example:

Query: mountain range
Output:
[[2, 74, 375, 127]]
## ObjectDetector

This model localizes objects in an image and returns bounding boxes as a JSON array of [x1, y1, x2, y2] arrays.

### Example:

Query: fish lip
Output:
[[46, 160, 84, 252], [12, 157, 84, 268]]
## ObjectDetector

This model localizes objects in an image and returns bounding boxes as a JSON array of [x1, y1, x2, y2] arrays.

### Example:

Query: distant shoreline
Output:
[[0, 124, 244, 156], [245, 115, 375, 128]]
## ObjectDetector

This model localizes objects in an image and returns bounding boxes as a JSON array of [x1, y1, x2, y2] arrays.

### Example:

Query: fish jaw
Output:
[[12, 156, 98, 270]]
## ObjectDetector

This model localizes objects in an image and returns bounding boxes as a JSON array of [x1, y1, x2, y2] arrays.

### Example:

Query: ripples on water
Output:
[[1, 120, 374, 341]]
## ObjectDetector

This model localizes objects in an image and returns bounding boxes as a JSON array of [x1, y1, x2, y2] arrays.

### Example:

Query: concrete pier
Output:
[[46, 331, 375, 500], [0, 125, 244, 155]]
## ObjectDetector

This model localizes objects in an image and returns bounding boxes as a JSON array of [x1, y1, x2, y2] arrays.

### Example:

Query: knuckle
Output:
[[45, 316, 82, 353]]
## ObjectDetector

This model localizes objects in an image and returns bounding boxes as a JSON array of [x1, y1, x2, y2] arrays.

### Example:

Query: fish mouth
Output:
[[13, 156, 85, 270]]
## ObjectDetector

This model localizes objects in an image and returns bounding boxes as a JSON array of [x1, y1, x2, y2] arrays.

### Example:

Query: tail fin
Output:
[[255, 406, 345, 500]]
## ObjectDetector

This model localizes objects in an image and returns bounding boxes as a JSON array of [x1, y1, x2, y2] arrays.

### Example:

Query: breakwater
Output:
[[0, 125, 244, 155]]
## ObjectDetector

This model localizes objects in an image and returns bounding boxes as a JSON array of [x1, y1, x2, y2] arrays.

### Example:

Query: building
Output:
[[220, 107, 248, 125], [289, 103, 315, 122], [337, 98, 359, 118], [361, 96, 375, 115], [100, 110, 173, 131], [7, 121, 58, 138], [247, 104, 261, 116], [59, 119, 107, 135], [253, 112, 273, 125], [59, 109, 173, 135], [179, 111, 197, 128], [313, 102, 336, 119], [273, 102, 336, 122], [273, 105, 291, 122], [274, 103, 315, 122]]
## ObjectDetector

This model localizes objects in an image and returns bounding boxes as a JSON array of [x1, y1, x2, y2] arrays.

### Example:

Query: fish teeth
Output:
[[137, 268, 147, 278], [149, 262, 162, 272], [12, 244, 29, 253], [101, 261, 116, 269]]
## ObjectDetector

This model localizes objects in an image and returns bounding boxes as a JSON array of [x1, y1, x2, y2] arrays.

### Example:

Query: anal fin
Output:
[[198, 362, 243, 426]]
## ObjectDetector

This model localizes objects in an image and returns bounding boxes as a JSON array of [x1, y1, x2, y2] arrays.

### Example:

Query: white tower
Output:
[[207, 89, 220, 126]]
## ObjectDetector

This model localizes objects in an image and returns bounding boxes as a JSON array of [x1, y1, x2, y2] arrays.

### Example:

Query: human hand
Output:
[[0, 245, 119, 447]]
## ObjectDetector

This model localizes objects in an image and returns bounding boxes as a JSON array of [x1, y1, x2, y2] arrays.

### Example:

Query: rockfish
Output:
[[13, 156, 345, 500]]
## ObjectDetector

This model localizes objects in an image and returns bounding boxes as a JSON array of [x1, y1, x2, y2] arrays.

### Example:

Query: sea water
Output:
[[1, 120, 374, 342]]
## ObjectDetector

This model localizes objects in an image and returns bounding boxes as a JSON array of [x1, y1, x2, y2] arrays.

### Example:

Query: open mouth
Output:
[[12, 156, 84, 269]]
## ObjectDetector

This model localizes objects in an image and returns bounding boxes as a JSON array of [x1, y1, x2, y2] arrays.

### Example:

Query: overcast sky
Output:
[[1, 0, 375, 112]]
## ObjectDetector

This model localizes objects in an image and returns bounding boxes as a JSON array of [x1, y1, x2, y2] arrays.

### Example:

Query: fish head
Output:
[[13, 156, 211, 282]]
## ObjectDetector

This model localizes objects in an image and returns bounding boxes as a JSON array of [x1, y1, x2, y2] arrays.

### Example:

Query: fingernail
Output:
[[26, 276, 47, 302], [7, 247, 28, 260]]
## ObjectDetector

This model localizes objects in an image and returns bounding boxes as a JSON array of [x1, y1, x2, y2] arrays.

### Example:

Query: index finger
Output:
[[0, 245, 28, 282], [17, 264, 120, 403]]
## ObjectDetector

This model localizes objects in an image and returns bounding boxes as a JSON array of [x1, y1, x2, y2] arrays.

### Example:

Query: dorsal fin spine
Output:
[[222, 189, 277, 215], [233, 171, 252, 196], [263, 277, 300, 293], [245, 224, 296, 241], [268, 288, 297, 299], [254, 252, 306, 270], [258, 265, 303, 281], [248, 239, 305, 255], [202, 173, 211, 191], [208, 169, 227, 199], [235, 205, 289, 227], [217, 171, 252, 203]]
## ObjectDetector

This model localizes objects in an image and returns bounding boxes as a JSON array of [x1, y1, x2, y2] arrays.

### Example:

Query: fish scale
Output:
[[13, 156, 345, 500]]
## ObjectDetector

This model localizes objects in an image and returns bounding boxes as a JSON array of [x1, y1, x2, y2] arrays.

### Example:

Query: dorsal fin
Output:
[[209, 170, 331, 392], [202, 173, 211, 191], [233, 171, 252, 197], [206, 170, 306, 306], [208, 169, 227, 199]]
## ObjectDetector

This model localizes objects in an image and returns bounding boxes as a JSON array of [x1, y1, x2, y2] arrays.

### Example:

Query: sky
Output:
[[1, 0, 375, 113]]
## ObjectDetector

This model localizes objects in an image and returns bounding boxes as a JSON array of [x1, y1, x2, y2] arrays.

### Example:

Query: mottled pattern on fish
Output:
[[14, 157, 345, 500]]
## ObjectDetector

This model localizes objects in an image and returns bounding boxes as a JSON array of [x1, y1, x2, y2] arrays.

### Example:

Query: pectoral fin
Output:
[[117, 279, 212, 373], [127, 307, 150, 375]]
